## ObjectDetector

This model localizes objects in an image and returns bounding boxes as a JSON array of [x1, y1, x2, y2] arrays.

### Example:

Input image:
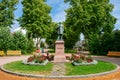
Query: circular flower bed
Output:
[[23, 53, 54, 66], [66, 54, 98, 66]]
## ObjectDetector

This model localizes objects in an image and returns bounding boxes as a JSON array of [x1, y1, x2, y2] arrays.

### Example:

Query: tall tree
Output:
[[0, 27, 11, 53], [19, 0, 52, 48], [64, 0, 116, 39], [46, 22, 58, 48], [0, 0, 18, 27], [113, 30, 120, 51]]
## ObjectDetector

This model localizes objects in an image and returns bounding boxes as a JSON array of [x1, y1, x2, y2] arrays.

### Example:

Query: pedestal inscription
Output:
[[54, 40, 66, 62]]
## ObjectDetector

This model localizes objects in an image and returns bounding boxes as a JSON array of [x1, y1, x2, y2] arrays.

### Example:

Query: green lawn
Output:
[[3, 60, 117, 76], [65, 61, 117, 76], [48, 49, 76, 53], [3, 61, 53, 76]]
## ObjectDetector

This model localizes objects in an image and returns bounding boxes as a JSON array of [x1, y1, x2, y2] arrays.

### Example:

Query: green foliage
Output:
[[48, 49, 55, 53], [10, 31, 34, 54], [46, 22, 58, 48], [65, 0, 116, 38], [0, 0, 18, 27], [88, 30, 120, 55], [41, 41, 45, 48], [113, 30, 120, 51], [0, 29, 34, 54], [26, 38, 34, 54], [0, 27, 11, 53], [64, 0, 116, 49], [11, 31, 28, 54], [64, 28, 79, 49], [19, 0, 52, 48], [88, 33, 101, 55]]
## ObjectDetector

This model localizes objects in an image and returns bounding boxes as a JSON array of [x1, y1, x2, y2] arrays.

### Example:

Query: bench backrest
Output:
[[7, 50, 21, 56], [0, 51, 4, 56], [107, 51, 120, 57]]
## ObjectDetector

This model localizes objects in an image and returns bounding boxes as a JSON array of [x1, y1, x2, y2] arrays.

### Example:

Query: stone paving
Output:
[[93, 56, 120, 66], [50, 63, 65, 76], [0, 55, 30, 66]]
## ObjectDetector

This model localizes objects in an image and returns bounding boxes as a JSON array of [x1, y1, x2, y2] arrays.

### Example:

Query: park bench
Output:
[[107, 51, 120, 57], [0, 51, 4, 56], [7, 50, 21, 56]]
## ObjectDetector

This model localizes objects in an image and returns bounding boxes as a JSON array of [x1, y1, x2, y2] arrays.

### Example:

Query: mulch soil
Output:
[[0, 69, 120, 80]]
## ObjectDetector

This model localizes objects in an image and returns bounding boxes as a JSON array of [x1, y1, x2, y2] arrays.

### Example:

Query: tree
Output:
[[64, 0, 116, 40], [88, 32, 114, 55], [26, 38, 35, 54], [63, 25, 80, 49], [9, 31, 34, 54], [46, 22, 58, 48], [0, 0, 18, 27], [12, 31, 28, 54], [0, 0, 18, 53], [113, 30, 120, 51], [0, 27, 12, 53], [19, 0, 52, 49]]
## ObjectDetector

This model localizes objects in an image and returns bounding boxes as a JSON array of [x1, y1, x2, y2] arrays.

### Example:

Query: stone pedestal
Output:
[[54, 40, 66, 62]]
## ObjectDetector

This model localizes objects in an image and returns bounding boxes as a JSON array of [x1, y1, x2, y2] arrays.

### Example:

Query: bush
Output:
[[88, 30, 120, 55], [11, 31, 28, 54], [26, 38, 34, 54], [88, 33, 101, 55], [0, 27, 11, 53], [113, 30, 120, 51], [10, 31, 34, 54]]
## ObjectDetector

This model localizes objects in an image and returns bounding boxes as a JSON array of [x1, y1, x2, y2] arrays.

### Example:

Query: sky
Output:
[[12, 0, 120, 32]]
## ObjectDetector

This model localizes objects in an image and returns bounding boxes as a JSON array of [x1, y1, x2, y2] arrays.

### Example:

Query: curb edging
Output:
[[0, 63, 120, 78]]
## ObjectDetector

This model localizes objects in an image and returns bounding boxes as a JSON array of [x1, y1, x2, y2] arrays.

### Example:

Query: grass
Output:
[[65, 61, 117, 76], [3, 61, 53, 76], [48, 49, 55, 53], [48, 49, 77, 53], [3, 60, 117, 76]]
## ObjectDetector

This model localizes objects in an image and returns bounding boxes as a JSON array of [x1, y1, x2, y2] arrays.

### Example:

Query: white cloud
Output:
[[52, 11, 66, 22], [13, 27, 26, 34], [11, 20, 19, 32]]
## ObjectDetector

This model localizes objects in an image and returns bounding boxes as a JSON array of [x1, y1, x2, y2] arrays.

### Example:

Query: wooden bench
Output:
[[7, 50, 21, 56], [0, 51, 4, 56], [107, 51, 120, 57]]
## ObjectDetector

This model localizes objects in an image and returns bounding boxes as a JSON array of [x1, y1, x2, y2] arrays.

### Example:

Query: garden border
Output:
[[0, 62, 120, 78]]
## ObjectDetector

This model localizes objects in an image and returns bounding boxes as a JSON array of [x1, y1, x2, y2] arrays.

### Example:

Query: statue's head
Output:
[[58, 22, 61, 25]]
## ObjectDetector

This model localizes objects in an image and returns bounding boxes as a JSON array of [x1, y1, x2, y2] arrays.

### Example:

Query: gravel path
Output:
[[0, 55, 120, 80]]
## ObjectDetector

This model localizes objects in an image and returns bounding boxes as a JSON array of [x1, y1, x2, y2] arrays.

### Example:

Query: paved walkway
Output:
[[0, 55, 29, 66], [0, 55, 120, 80], [50, 63, 65, 76], [93, 56, 120, 66]]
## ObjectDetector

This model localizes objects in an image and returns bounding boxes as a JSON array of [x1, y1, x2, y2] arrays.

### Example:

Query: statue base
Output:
[[53, 40, 66, 63]]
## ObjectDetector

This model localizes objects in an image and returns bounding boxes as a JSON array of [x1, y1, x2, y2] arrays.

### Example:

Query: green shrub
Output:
[[88, 30, 120, 55], [0, 27, 11, 53]]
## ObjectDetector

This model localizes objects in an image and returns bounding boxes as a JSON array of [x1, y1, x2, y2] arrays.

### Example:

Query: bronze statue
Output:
[[57, 22, 64, 40]]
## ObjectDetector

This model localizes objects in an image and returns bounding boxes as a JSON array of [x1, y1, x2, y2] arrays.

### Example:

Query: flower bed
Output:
[[66, 54, 98, 66], [23, 53, 54, 66], [72, 60, 98, 66]]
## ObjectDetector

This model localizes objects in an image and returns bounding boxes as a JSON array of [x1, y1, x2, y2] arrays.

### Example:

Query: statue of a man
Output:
[[57, 22, 64, 40]]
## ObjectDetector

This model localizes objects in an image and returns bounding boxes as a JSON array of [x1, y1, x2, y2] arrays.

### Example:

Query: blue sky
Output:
[[12, 0, 120, 31]]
